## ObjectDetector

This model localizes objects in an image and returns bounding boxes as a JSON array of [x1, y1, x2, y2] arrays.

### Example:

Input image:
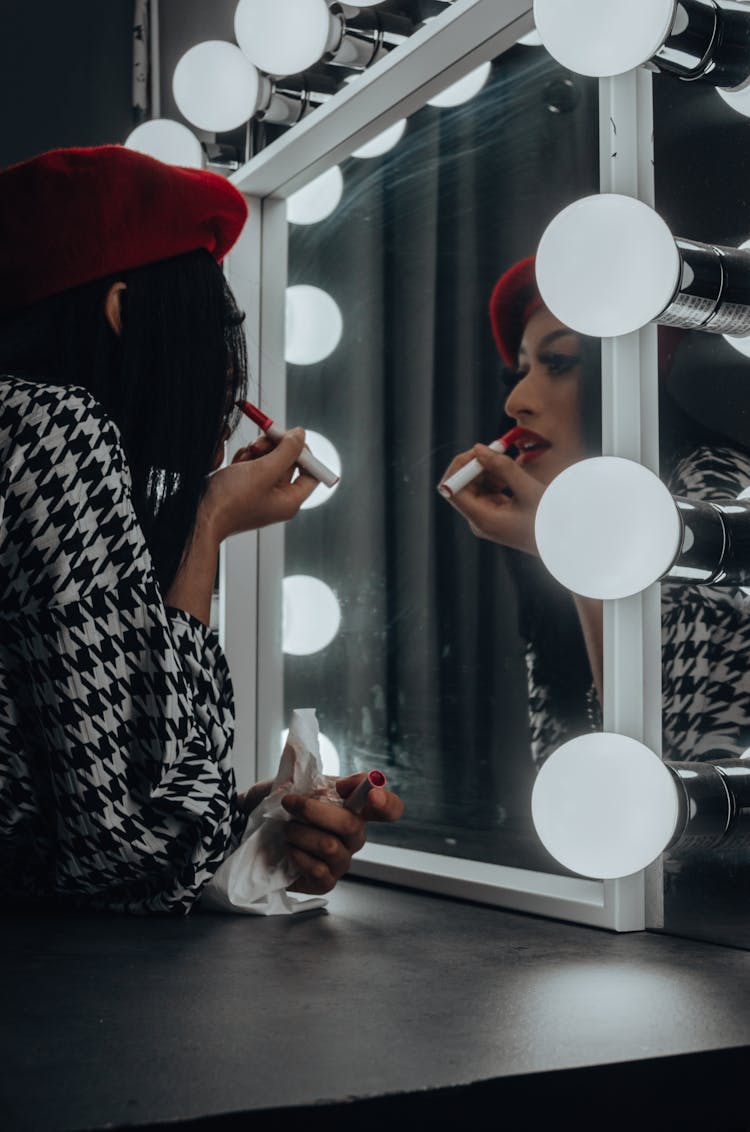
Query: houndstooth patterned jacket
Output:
[[0, 377, 245, 914]]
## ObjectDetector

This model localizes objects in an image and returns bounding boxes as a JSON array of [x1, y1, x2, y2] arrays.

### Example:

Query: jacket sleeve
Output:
[[662, 444, 750, 761], [0, 380, 244, 913]]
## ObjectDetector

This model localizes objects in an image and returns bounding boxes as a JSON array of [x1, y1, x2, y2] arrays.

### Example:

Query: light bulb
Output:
[[723, 238, 750, 357], [173, 41, 261, 132], [285, 285, 343, 365], [536, 194, 681, 338], [718, 83, 750, 120], [235, 0, 336, 77], [287, 166, 344, 225], [282, 575, 341, 655], [124, 119, 204, 168], [534, 456, 682, 600], [533, 0, 676, 78], [281, 728, 341, 775], [299, 432, 342, 510], [531, 733, 680, 879], [426, 61, 492, 108], [351, 119, 406, 159]]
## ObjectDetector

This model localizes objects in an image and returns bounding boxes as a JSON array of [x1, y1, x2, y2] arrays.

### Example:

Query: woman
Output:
[[439, 256, 750, 766], [0, 145, 402, 914]]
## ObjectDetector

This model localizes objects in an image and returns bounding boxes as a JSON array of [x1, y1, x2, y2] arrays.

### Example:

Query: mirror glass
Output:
[[654, 71, 750, 948], [282, 40, 600, 872]]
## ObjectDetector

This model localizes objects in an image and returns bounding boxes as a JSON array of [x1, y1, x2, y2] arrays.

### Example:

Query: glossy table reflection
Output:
[[2, 877, 749, 1132]]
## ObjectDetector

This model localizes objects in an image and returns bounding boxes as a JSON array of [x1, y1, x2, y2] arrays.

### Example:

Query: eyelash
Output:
[[502, 353, 581, 388]]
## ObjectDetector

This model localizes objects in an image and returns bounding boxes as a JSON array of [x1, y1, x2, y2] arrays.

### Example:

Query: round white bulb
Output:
[[281, 728, 341, 776], [351, 119, 407, 159], [427, 61, 492, 108], [282, 575, 341, 655], [285, 285, 343, 366], [536, 194, 680, 338], [124, 119, 204, 168], [173, 41, 260, 132], [717, 83, 750, 120], [532, 733, 680, 879], [299, 432, 342, 510], [287, 166, 344, 225], [723, 238, 750, 357], [535, 456, 681, 600], [533, 0, 675, 78], [235, 0, 334, 77]]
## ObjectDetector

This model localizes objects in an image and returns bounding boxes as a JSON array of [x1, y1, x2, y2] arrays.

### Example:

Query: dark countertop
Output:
[[2, 877, 749, 1132]]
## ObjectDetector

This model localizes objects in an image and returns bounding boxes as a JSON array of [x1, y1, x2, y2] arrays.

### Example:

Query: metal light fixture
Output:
[[534, 0, 750, 88], [124, 119, 204, 168], [234, 0, 414, 78], [532, 732, 750, 880], [173, 40, 338, 133], [534, 455, 750, 601], [536, 193, 750, 340]]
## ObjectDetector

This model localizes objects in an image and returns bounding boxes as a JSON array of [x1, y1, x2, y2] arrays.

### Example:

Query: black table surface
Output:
[[2, 877, 749, 1132]]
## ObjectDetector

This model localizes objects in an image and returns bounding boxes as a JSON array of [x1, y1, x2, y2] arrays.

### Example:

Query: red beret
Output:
[[489, 256, 544, 367], [490, 254, 688, 374], [0, 145, 248, 315]]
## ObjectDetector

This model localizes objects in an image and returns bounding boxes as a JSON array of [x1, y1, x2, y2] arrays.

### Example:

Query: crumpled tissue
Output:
[[199, 707, 341, 915]]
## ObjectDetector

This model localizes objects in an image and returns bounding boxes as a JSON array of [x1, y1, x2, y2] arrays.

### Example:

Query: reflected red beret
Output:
[[489, 256, 543, 367], [0, 145, 248, 315], [489, 253, 688, 374]]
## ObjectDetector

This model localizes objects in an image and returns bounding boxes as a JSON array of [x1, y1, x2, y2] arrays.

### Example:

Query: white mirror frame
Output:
[[220, 0, 663, 932]]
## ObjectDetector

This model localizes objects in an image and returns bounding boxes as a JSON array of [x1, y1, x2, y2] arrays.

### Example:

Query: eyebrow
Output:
[[518, 328, 579, 358]]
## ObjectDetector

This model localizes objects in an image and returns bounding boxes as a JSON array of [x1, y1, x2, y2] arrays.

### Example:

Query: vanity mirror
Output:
[[221, 0, 742, 935]]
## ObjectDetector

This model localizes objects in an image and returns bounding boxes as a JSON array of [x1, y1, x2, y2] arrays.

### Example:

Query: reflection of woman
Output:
[[0, 146, 402, 914], [440, 257, 750, 765]]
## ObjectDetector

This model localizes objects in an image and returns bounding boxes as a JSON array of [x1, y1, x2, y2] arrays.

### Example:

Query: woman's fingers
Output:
[[281, 794, 366, 853], [231, 436, 274, 463], [280, 783, 404, 895], [285, 819, 355, 877], [286, 847, 337, 895], [281, 796, 363, 894], [335, 774, 405, 822], [438, 448, 477, 487], [441, 448, 544, 554], [472, 447, 540, 503]]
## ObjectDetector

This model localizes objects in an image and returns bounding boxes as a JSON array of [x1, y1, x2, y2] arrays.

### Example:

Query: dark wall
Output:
[[0, 1, 134, 169]]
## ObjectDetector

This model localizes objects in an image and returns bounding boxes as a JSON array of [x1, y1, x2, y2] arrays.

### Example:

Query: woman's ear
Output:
[[103, 281, 127, 335]]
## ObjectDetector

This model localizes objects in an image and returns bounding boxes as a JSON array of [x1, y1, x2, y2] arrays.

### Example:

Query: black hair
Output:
[[0, 249, 248, 594], [498, 332, 603, 739]]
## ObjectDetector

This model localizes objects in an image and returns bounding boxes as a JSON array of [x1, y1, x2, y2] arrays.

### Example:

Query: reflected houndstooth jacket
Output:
[[662, 443, 750, 761], [0, 377, 245, 913], [528, 442, 750, 768]]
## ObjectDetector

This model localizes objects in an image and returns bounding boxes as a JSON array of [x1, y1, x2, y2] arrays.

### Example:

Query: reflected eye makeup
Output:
[[538, 352, 581, 376]]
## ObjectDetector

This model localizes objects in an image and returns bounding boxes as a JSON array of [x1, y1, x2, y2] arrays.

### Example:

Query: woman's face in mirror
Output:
[[504, 305, 586, 486]]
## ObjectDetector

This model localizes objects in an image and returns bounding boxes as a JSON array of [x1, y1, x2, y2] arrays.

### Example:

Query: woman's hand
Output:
[[202, 428, 318, 543], [281, 774, 405, 896], [438, 444, 544, 555], [236, 779, 273, 816]]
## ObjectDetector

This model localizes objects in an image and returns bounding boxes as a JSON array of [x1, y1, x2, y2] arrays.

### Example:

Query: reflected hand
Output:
[[438, 444, 544, 555], [281, 774, 405, 896], [202, 428, 318, 542]]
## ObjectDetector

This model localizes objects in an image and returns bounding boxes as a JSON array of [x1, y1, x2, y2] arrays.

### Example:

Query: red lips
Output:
[[506, 427, 551, 465]]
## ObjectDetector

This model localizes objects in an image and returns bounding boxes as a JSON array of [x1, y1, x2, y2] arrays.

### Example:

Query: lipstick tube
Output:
[[235, 400, 340, 488], [438, 426, 525, 499], [344, 769, 387, 814]]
